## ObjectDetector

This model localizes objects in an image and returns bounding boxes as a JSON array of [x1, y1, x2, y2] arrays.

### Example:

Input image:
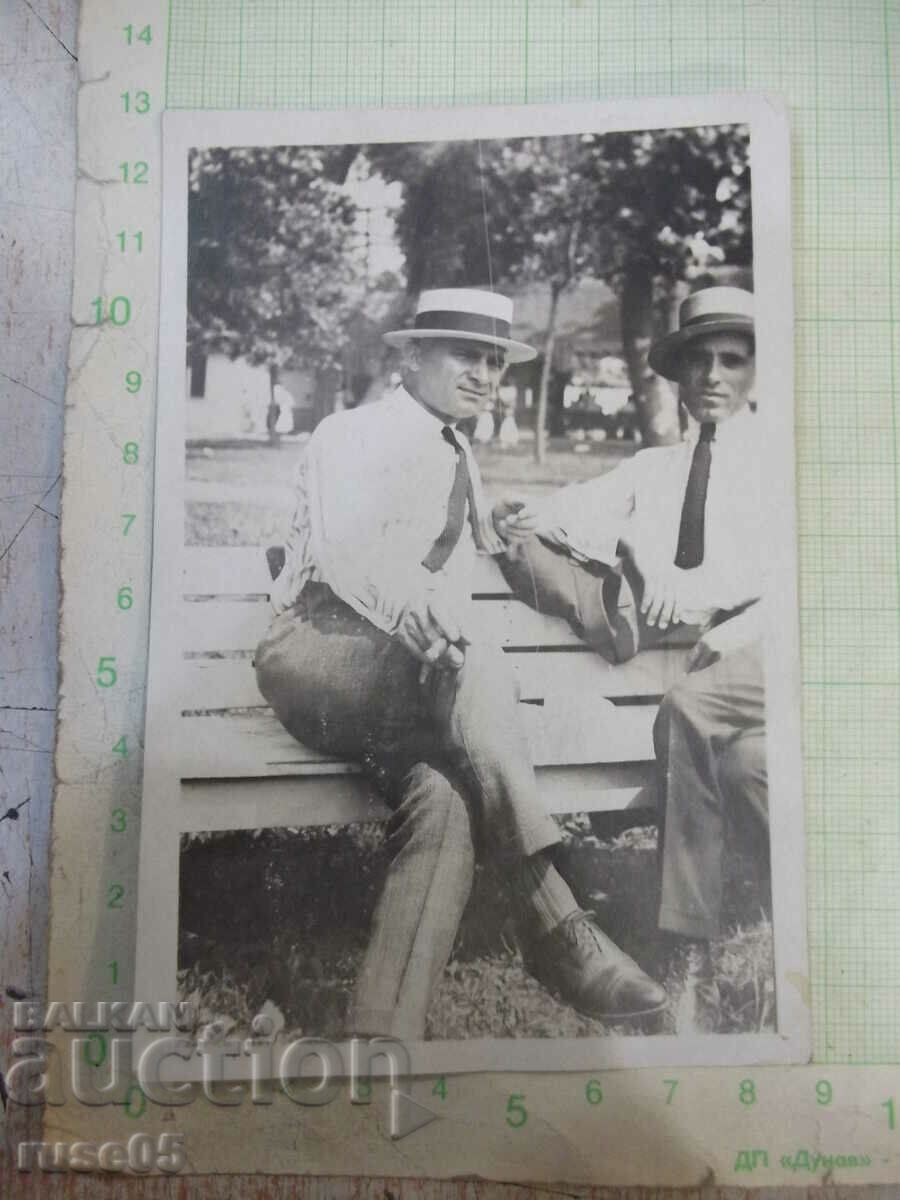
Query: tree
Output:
[[599, 126, 752, 443], [187, 147, 366, 399], [368, 136, 615, 461], [367, 126, 751, 456]]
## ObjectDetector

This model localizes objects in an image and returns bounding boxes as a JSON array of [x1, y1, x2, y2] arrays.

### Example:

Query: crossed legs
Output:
[[255, 585, 563, 1038]]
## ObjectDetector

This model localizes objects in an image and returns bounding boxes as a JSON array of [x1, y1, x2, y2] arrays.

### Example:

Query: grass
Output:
[[177, 819, 774, 1041]]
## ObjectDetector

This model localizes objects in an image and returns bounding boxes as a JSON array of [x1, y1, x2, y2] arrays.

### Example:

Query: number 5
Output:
[[96, 656, 117, 688], [157, 1132, 185, 1173]]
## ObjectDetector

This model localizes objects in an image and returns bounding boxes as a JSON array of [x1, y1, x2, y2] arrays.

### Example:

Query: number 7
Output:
[[122, 513, 136, 536], [664, 1079, 678, 1104]]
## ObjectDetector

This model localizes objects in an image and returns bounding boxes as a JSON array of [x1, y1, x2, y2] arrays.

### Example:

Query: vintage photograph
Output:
[[137, 98, 808, 1071]]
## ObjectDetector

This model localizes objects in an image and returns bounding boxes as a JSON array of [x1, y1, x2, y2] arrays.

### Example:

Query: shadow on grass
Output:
[[178, 817, 773, 1041]]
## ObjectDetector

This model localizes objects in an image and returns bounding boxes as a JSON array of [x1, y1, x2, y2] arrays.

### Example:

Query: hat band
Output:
[[682, 310, 754, 330], [414, 310, 512, 340]]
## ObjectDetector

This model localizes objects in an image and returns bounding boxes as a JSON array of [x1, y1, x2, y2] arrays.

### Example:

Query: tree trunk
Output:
[[621, 260, 680, 446], [266, 364, 280, 441], [535, 284, 562, 464]]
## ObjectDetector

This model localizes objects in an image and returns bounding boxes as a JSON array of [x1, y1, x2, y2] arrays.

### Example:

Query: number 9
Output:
[[125, 370, 142, 393], [816, 1080, 833, 1106]]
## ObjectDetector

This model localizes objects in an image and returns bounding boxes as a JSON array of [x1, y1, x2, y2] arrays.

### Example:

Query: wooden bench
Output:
[[177, 547, 691, 834]]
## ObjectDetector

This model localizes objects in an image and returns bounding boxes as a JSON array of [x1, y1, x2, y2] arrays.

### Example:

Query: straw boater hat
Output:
[[383, 288, 537, 364], [648, 286, 755, 382]]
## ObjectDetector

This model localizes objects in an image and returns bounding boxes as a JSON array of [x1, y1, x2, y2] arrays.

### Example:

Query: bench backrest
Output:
[[178, 547, 688, 786]]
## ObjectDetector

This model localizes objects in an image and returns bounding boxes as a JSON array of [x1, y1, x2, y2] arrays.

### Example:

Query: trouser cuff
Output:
[[658, 904, 719, 940]]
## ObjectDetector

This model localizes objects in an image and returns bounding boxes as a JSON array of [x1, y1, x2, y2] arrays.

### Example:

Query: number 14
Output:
[[124, 24, 151, 45]]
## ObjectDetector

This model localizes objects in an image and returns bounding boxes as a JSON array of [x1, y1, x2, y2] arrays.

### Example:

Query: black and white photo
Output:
[[136, 96, 808, 1072]]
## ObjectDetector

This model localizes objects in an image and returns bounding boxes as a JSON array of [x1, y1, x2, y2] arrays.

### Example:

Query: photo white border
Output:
[[134, 93, 809, 1075]]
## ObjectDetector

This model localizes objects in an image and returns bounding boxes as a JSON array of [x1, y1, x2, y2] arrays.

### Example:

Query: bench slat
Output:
[[178, 702, 657, 780], [181, 595, 586, 654], [179, 765, 656, 833], [180, 647, 688, 712], [183, 546, 512, 598]]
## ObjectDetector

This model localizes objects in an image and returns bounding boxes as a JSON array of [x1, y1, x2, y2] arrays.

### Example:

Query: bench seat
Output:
[[179, 548, 689, 828]]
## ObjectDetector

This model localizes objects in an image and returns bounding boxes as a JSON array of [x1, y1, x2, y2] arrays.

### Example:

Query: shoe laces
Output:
[[559, 909, 605, 953]]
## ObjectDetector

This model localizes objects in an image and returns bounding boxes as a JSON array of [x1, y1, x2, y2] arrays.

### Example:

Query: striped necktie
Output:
[[674, 422, 716, 569], [422, 425, 472, 573]]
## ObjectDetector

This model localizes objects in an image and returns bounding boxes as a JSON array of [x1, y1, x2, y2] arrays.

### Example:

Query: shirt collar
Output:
[[688, 403, 758, 449], [393, 384, 452, 432]]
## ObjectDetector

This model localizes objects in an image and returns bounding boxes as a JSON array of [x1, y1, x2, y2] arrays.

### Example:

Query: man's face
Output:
[[676, 332, 755, 425], [409, 338, 507, 422]]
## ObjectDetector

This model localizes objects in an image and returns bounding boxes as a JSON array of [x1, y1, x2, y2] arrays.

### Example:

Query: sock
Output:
[[514, 851, 581, 935]]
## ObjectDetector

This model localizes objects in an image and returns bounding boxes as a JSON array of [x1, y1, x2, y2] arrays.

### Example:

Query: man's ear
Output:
[[400, 341, 422, 372]]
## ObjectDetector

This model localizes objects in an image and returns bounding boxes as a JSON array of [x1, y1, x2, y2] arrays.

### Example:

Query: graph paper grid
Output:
[[164, 0, 899, 1066]]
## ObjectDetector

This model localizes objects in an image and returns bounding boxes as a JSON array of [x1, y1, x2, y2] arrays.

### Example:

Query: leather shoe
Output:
[[522, 909, 667, 1021]]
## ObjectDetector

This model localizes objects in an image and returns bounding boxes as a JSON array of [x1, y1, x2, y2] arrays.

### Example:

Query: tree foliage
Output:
[[187, 130, 751, 453], [367, 126, 751, 454], [187, 147, 363, 373]]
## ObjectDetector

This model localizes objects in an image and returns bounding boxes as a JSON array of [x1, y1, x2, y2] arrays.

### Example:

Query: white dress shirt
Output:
[[537, 405, 765, 619], [271, 386, 503, 634]]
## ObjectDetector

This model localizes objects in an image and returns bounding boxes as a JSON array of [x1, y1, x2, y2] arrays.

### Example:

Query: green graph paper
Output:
[[164, 0, 900, 1065]]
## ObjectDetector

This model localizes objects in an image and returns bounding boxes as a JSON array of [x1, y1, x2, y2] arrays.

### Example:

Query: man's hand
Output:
[[639, 562, 682, 630], [493, 498, 539, 546], [396, 593, 468, 682]]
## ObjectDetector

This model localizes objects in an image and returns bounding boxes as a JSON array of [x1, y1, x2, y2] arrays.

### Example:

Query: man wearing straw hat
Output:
[[503, 285, 769, 944], [256, 287, 667, 1038]]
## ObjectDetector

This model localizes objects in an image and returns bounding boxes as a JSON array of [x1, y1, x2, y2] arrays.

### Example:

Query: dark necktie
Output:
[[674, 422, 716, 569], [422, 426, 472, 573]]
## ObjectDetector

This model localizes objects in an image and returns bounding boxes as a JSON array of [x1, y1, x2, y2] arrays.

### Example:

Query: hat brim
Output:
[[383, 328, 537, 364], [648, 317, 755, 381]]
